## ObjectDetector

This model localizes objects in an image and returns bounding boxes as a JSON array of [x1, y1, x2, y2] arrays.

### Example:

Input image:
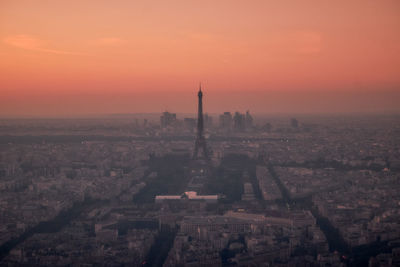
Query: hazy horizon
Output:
[[1, 89, 399, 118]]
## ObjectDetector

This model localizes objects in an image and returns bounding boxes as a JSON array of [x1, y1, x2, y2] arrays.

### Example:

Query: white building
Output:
[[155, 191, 218, 203]]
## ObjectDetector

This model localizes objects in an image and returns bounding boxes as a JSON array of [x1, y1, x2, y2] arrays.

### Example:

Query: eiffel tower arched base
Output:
[[193, 136, 209, 160]]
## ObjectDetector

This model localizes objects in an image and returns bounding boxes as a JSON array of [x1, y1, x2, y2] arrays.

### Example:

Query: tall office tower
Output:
[[291, 118, 299, 128], [233, 111, 246, 132], [245, 110, 254, 130], [219, 112, 232, 131], [193, 84, 209, 159], [160, 111, 177, 128]]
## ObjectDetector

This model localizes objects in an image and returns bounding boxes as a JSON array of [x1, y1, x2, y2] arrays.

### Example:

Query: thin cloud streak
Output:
[[3, 35, 83, 55]]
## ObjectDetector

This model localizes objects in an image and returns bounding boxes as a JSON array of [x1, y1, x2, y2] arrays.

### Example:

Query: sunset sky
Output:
[[1, 0, 399, 117]]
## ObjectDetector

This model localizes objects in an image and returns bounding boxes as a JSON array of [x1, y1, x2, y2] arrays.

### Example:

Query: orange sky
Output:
[[1, 0, 399, 117]]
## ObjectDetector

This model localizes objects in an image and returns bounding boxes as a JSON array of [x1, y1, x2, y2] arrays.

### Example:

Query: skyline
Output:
[[1, 0, 400, 117], [1, 89, 399, 118]]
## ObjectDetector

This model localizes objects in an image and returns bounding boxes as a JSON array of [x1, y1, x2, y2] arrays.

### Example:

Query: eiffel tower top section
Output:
[[193, 83, 209, 160], [197, 83, 204, 139]]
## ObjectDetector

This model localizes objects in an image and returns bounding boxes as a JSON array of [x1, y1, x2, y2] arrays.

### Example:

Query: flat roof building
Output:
[[155, 191, 218, 203]]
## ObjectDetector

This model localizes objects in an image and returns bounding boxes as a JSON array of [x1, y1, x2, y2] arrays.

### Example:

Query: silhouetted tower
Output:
[[193, 84, 209, 159]]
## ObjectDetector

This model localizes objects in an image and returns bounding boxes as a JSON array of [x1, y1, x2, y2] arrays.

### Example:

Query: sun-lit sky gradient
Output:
[[1, 0, 399, 117]]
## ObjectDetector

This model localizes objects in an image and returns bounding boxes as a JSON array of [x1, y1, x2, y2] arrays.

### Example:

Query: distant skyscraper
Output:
[[219, 112, 232, 131], [245, 110, 253, 130], [160, 111, 176, 128], [193, 84, 209, 159], [233, 112, 246, 132], [220, 110, 252, 132], [291, 118, 299, 128]]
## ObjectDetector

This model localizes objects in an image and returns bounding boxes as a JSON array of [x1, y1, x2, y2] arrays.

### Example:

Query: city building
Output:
[[160, 111, 177, 128], [155, 191, 219, 203], [219, 112, 232, 131], [234, 112, 246, 132], [245, 110, 254, 130], [183, 118, 196, 132]]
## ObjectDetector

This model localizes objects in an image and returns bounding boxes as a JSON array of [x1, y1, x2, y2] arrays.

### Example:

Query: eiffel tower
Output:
[[193, 84, 209, 160]]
